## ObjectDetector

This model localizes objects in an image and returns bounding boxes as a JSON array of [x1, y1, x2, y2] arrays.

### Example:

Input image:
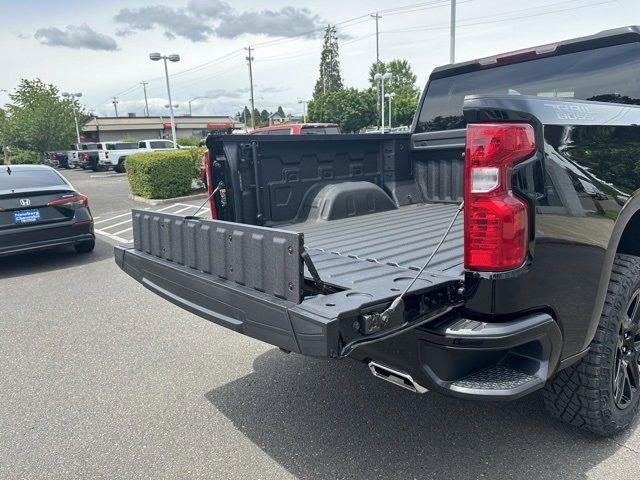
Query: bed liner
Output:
[[291, 202, 464, 289]]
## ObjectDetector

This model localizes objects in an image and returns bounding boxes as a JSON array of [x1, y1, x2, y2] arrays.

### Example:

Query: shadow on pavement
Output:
[[206, 349, 625, 480], [0, 238, 112, 279]]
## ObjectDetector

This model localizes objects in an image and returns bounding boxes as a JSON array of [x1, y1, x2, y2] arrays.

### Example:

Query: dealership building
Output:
[[81, 115, 244, 142]]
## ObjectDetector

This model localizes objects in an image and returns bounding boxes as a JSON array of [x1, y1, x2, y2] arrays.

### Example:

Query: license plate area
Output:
[[13, 209, 41, 224]]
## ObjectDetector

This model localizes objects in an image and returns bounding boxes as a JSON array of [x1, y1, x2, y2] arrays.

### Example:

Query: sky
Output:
[[0, 0, 638, 118]]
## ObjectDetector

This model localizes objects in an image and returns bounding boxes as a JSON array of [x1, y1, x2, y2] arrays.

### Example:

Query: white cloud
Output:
[[34, 24, 118, 51]]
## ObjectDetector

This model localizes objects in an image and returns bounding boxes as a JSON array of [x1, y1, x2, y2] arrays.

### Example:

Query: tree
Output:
[[369, 59, 419, 96], [308, 88, 377, 133], [260, 109, 270, 126], [276, 105, 285, 117], [313, 25, 343, 98], [391, 92, 419, 127], [3, 79, 81, 154], [239, 106, 251, 124], [368, 59, 421, 127]]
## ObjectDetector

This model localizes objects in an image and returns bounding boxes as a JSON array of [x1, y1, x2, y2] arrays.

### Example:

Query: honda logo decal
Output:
[[19, 198, 31, 207]]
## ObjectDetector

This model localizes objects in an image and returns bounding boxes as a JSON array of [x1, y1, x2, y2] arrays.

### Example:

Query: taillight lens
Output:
[[82, 153, 89, 160], [464, 123, 535, 271], [48, 194, 89, 209]]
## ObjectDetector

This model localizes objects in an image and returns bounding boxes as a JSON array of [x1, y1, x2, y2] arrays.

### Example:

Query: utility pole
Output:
[[371, 12, 382, 128], [112, 97, 119, 117], [370, 12, 381, 68], [450, 0, 456, 64], [140, 81, 149, 117], [245, 46, 256, 129]]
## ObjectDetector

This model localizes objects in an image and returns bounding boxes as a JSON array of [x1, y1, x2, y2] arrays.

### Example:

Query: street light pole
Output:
[[62, 92, 83, 143], [150, 52, 180, 148], [163, 57, 177, 147], [298, 99, 308, 123], [374, 73, 392, 133], [386, 92, 396, 129]]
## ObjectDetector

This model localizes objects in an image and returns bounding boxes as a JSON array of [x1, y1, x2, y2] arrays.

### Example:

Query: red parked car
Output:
[[251, 123, 341, 135]]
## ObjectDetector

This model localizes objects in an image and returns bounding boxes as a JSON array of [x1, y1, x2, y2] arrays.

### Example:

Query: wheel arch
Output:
[[582, 194, 640, 352]]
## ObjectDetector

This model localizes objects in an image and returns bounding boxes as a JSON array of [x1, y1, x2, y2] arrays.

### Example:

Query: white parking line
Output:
[[94, 229, 130, 243], [112, 227, 133, 236], [156, 203, 183, 212], [94, 212, 131, 224], [173, 205, 198, 214], [99, 218, 133, 230]]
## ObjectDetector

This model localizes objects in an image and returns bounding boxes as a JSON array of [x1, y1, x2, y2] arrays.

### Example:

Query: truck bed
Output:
[[290, 202, 464, 288]]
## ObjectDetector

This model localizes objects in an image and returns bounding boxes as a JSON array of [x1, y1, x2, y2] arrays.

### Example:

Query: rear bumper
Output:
[[352, 313, 563, 400], [0, 222, 94, 257]]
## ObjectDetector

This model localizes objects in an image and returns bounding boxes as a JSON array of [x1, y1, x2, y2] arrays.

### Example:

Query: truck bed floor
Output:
[[288, 203, 464, 288]]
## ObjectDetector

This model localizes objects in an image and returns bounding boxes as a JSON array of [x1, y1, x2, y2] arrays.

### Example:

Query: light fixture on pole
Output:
[[62, 91, 83, 143], [164, 104, 179, 109], [150, 52, 180, 148], [298, 99, 309, 123], [385, 92, 396, 129], [188, 96, 214, 116], [374, 72, 392, 133]]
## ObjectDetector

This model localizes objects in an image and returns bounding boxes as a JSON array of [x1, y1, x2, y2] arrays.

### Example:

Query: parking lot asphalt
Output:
[[2, 167, 640, 479]]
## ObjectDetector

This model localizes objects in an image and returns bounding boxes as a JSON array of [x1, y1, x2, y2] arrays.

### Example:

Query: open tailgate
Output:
[[115, 209, 464, 358]]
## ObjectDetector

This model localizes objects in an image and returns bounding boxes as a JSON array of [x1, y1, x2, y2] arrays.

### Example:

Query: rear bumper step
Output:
[[360, 313, 563, 400]]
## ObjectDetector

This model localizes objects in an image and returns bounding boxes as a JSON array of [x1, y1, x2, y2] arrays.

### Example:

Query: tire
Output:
[[114, 159, 126, 174], [74, 239, 95, 254], [543, 253, 640, 436]]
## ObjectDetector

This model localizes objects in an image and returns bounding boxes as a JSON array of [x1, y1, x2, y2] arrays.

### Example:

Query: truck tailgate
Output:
[[115, 209, 464, 358]]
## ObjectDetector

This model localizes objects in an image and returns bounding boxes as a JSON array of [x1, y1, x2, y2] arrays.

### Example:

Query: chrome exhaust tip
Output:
[[368, 361, 428, 394]]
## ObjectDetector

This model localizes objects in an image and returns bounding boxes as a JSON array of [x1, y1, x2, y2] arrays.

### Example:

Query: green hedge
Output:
[[10, 150, 43, 165], [125, 148, 204, 199]]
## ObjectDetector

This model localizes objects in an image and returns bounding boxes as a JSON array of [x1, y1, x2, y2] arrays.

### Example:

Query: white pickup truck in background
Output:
[[98, 139, 178, 173]]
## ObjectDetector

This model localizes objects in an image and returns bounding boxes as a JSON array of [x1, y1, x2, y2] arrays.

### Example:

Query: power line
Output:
[[384, 0, 617, 34], [93, 0, 615, 112]]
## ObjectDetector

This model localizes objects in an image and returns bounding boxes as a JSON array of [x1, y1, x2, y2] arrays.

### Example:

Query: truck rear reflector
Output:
[[464, 123, 535, 271]]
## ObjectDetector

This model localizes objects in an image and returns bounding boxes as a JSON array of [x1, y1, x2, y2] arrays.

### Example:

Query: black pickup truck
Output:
[[116, 27, 640, 436]]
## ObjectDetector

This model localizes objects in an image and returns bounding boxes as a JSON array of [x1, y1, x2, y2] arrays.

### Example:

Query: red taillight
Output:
[[82, 153, 89, 160], [48, 194, 89, 209], [464, 123, 535, 272]]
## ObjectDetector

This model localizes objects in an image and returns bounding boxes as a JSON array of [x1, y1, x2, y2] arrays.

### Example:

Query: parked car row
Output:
[[44, 139, 178, 173]]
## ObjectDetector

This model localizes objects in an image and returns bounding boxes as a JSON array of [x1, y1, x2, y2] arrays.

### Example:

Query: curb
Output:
[[129, 190, 207, 206]]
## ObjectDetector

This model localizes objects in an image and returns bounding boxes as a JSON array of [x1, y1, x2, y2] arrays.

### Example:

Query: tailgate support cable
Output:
[[301, 249, 333, 295], [340, 202, 464, 358], [186, 182, 224, 220]]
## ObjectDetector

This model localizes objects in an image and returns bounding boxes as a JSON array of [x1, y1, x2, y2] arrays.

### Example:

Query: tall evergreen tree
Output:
[[313, 25, 343, 98]]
